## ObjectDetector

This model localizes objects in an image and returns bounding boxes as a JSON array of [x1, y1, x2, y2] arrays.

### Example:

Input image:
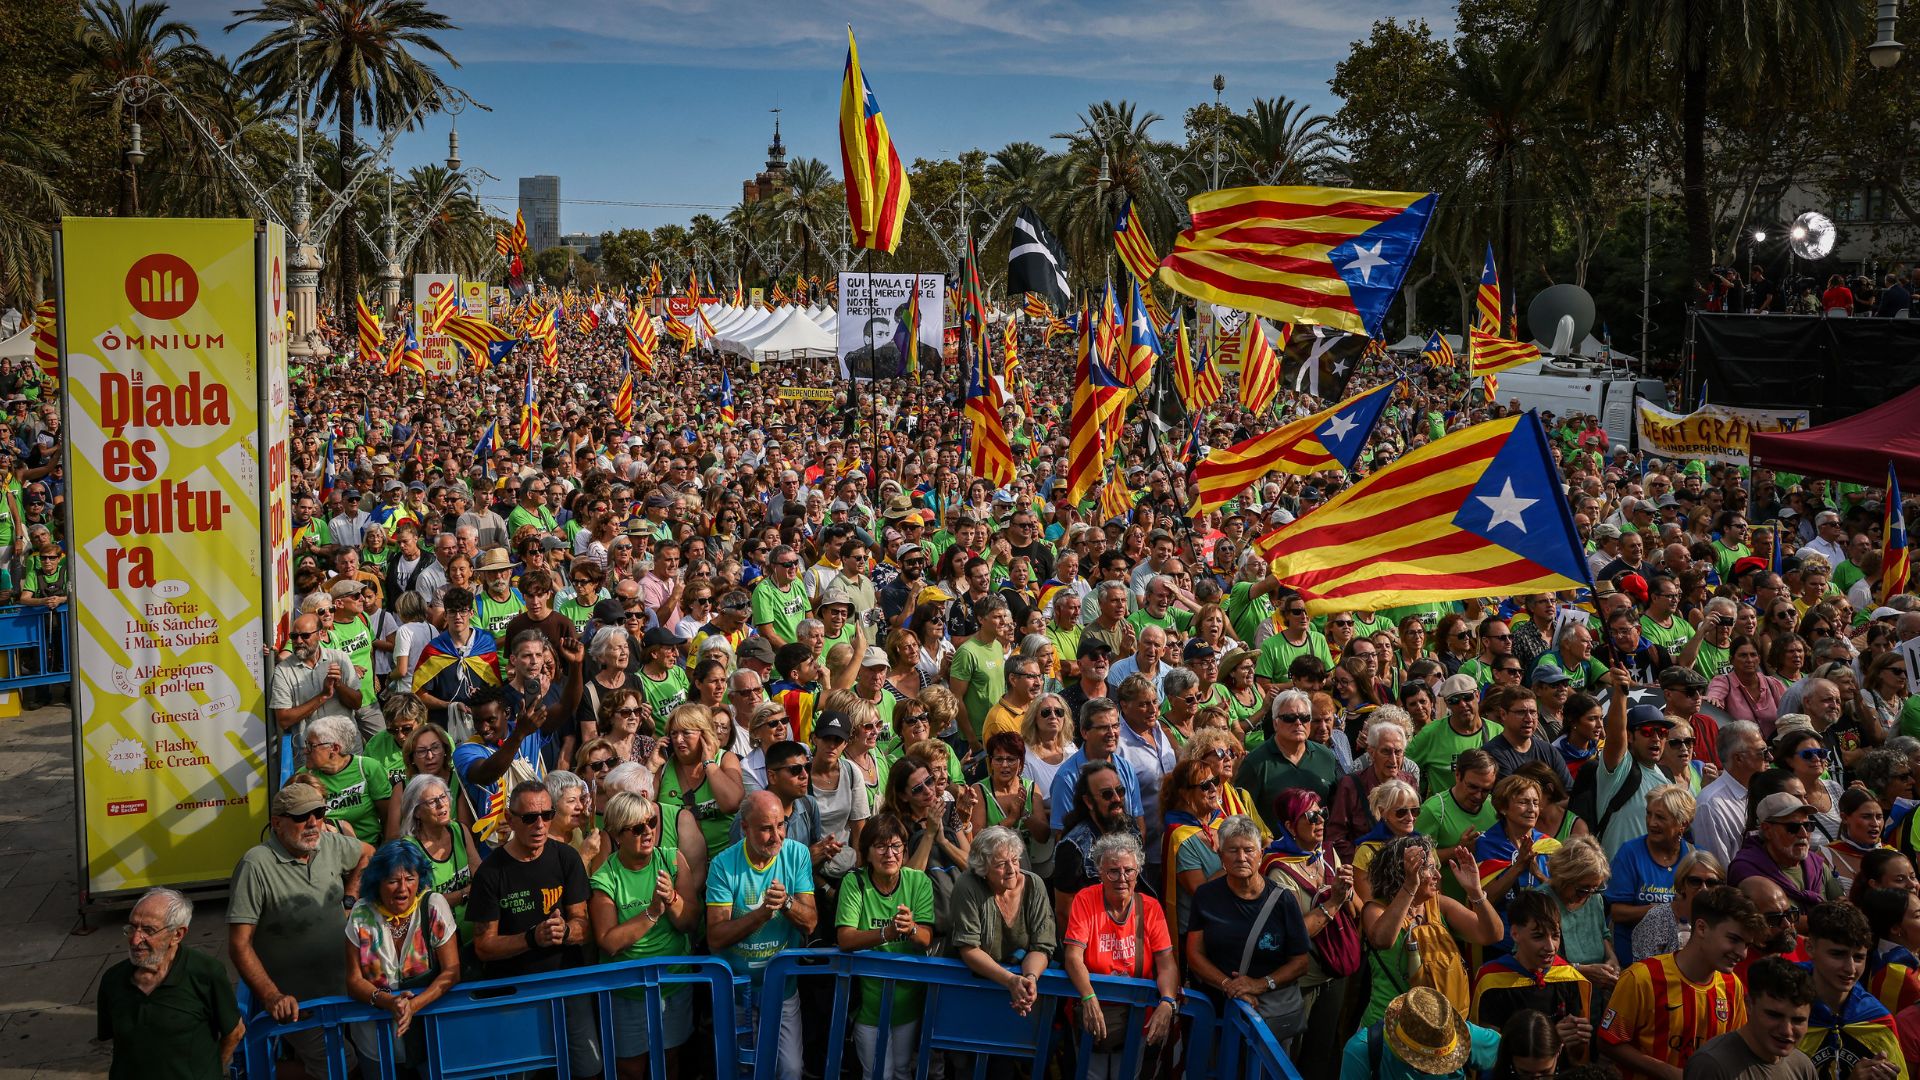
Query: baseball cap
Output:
[[812, 710, 853, 742], [1756, 792, 1816, 822], [916, 585, 954, 605], [591, 598, 626, 625], [861, 646, 890, 669], [738, 637, 775, 665], [1592, 523, 1621, 540], [642, 626, 686, 647], [328, 579, 364, 599], [1182, 640, 1218, 663], [271, 784, 327, 817], [1437, 674, 1478, 701], [1658, 666, 1707, 690], [1530, 666, 1570, 686], [1872, 606, 1901, 621], [1626, 704, 1675, 731], [1077, 639, 1116, 661]]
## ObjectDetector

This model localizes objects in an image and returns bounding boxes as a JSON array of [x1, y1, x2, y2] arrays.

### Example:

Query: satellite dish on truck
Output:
[[1526, 284, 1596, 359]]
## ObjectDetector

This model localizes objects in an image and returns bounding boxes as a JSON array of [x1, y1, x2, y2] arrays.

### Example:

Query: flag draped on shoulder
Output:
[[1238, 317, 1283, 414], [1882, 462, 1909, 603], [1190, 380, 1399, 515], [1008, 206, 1071, 311], [838, 27, 911, 253], [1477, 243, 1501, 333], [1255, 411, 1593, 614], [1469, 327, 1541, 379], [355, 295, 382, 363], [1159, 185, 1435, 340]]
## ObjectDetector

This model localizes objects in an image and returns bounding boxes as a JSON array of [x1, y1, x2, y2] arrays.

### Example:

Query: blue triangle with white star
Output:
[[1450, 411, 1593, 586], [1325, 193, 1435, 339], [1312, 380, 1396, 471]]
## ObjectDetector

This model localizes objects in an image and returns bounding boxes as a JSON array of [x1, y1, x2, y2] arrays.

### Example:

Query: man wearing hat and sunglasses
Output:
[[1340, 985, 1499, 1080]]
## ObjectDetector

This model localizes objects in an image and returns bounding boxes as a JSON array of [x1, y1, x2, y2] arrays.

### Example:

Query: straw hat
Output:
[[1382, 987, 1472, 1075]]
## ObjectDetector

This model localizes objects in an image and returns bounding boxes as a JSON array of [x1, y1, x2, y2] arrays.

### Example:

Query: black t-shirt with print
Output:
[[467, 841, 589, 977]]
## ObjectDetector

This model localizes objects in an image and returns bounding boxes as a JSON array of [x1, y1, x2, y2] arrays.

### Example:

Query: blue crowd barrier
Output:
[[236, 955, 739, 1080], [1213, 999, 1307, 1080], [751, 949, 1221, 1080], [0, 604, 67, 689]]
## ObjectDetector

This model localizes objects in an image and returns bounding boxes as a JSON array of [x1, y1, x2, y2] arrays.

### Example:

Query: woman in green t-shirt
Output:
[[300, 715, 393, 846], [834, 813, 934, 1080], [589, 792, 700, 1066], [397, 773, 481, 935], [654, 705, 745, 854]]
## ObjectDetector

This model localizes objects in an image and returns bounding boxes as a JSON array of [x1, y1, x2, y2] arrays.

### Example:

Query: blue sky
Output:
[[176, 0, 1455, 233]]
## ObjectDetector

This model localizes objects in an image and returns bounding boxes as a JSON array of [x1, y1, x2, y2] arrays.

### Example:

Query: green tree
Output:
[[598, 228, 656, 289], [68, 0, 220, 216], [1228, 97, 1343, 186], [774, 157, 840, 285], [1542, 0, 1867, 275], [229, 0, 459, 316], [1330, 18, 1452, 190]]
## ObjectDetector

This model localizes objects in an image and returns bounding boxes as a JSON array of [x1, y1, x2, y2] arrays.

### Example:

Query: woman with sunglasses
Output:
[[969, 731, 1050, 862], [1627, 850, 1724, 962], [1352, 779, 1420, 907], [1183, 729, 1266, 836], [1537, 836, 1618, 992], [654, 704, 744, 856], [1656, 720, 1711, 794], [879, 751, 970, 874], [589, 792, 699, 1072], [1775, 726, 1842, 859], [1863, 652, 1908, 743], [595, 686, 655, 768], [1157, 758, 1227, 938], [1216, 649, 1263, 742], [1359, 834, 1497, 1025], [1264, 786, 1357, 1074], [1019, 692, 1077, 797], [1434, 614, 1476, 677], [367, 693, 427, 813]]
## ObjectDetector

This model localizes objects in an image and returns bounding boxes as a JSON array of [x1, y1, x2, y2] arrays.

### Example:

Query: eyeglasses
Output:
[[1666, 737, 1695, 750], [909, 779, 934, 796], [1445, 694, 1475, 706], [1682, 875, 1721, 889], [1574, 884, 1605, 897], [413, 743, 444, 758], [612, 706, 643, 717], [775, 560, 801, 569], [1095, 786, 1127, 801], [1329, 619, 1354, 627], [1483, 633, 1513, 641], [1099, 866, 1140, 880], [584, 758, 616, 773], [1770, 820, 1813, 835], [281, 807, 327, 823], [516, 809, 558, 824], [123, 922, 174, 939], [1275, 713, 1310, 725], [289, 630, 317, 641], [1010, 670, 1042, 680]]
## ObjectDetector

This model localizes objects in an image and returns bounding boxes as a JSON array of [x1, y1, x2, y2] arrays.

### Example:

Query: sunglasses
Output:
[[1795, 747, 1829, 762], [1771, 820, 1813, 835], [776, 762, 810, 776], [1299, 808, 1325, 824], [1095, 786, 1127, 801], [1682, 875, 1721, 889], [584, 758, 616, 773], [1761, 908, 1801, 924], [516, 809, 558, 824], [1275, 713, 1310, 725], [1040, 707, 1067, 719], [622, 820, 659, 836], [281, 807, 328, 823], [1666, 738, 1695, 750], [1388, 807, 1418, 820]]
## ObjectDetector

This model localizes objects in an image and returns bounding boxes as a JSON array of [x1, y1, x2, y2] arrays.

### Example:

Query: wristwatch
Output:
[[1265, 976, 1276, 992]]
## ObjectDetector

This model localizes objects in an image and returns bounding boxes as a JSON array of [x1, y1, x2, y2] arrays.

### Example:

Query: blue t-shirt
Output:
[[1339, 1018, 1499, 1080], [1604, 836, 1691, 965], [705, 837, 815, 986], [453, 734, 548, 826]]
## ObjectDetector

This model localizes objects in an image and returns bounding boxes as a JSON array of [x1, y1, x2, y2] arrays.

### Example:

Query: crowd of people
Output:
[[89, 296, 1920, 1080]]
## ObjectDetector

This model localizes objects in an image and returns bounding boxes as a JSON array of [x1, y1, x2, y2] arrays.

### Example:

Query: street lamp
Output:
[[1748, 229, 1767, 285], [124, 115, 145, 215], [1871, 0, 1904, 68]]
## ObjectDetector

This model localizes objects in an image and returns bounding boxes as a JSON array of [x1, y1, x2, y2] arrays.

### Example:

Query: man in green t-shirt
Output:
[[325, 579, 378, 722], [948, 595, 1011, 752], [1413, 745, 1498, 900], [1405, 674, 1504, 798], [1637, 574, 1693, 652], [504, 482, 558, 537], [1254, 597, 1331, 691], [752, 545, 811, 646], [1681, 596, 1737, 680]]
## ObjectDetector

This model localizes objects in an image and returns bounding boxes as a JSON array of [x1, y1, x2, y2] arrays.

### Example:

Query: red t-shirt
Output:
[[1064, 885, 1172, 979], [1823, 286, 1855, 312]]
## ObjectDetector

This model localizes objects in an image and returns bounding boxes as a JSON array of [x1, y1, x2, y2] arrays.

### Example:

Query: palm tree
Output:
[[1047, 101, 1167, 291], [986, 141, 1051, 209], [1543, 0, 1866, 275], [775, 157, 839, 284], [1229, 97, 1344, 186], [0, 130, 69, 307], [394, 164, 490, 277], [68, 0, 220, 215], [726, 198, 776, 278], [229, 0, 458, 316]]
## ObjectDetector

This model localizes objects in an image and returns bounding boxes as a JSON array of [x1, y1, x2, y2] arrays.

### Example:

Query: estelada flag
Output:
[[839, 27, 911, 254], [1159, 185, 1435, 340], [1237, 316, 1284, 414], [443, 312, 511, 373], [1189, 379, 1397, 515], [1880, 462, 1909, 604], [1255, 411, 1592, 614], [1477, 243, 1502, 333], [1470, 327, 1540, 379]]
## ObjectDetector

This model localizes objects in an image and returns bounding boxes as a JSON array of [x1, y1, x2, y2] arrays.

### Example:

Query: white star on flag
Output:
[[1322, 411, 1359, 443], [1347, 241, 1387, 284], [1477, 478, 1537, 531]]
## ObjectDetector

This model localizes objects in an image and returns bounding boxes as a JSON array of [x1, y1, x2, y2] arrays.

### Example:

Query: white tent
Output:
[[0, 327, 34, 360], [710, 306, 759, 335], [721, 306, 838, 360], [809, 306, 836, 328], [717, 306, 777, 343]]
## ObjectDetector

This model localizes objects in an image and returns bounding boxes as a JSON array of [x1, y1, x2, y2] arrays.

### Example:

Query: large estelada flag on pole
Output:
[[1254, 411, 1592, 614], [838, 27, 911, 254], [1158, 185, 1435, 340], [1881, 461, 1910, 604]]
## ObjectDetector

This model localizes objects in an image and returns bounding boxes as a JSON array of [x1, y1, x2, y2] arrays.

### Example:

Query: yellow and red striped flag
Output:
[[1170, 313, 1222, 413], [1254, 412, 1591, 614], [1118, 278, 1160, 390], [1190, 380, 1399, 515], [355, 294, 382, 363], [1066, 311, 1130, 505], [965, 345, 1015, 488], [1421, 330, 1456, 367], [1002, 314, 1020, 385], [1476, 243, 1501, 333], [426, 282, 460, 334], [443, 313, 511, 373], [1469, 327, 1541, 380], [1238, 317, 1284, 414], [1159, 185, 1435, 340], [624, 305, 654, 376], [32, 300, 59, 382], [839, 27, 912, 254], [1882, 463, 1910, 604], [1024, 293, 1052, 320], [575, 310, 599, 335], [511, 210, 527, 254], [1097, 427, 1134, 524], [1113, 196, 1170, 326], [612, 362, 634, 428], [518, 367, 541, 449]]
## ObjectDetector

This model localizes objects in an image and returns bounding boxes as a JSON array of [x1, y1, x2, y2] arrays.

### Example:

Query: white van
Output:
[[1481, 360, 1669, 451]]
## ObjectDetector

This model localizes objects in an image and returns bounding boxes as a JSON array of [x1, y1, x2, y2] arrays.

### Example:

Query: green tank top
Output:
[[659, 752, 732, 853], [410, 832, 472, 936], [977, 777, 1036, 832]]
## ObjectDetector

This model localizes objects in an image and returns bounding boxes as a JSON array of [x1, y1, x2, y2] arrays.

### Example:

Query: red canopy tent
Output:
[[1748, 382, 1920, 487]]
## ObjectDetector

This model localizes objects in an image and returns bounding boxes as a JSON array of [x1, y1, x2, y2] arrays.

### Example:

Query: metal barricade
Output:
[[235, 955, 737, 1080], [0, 604, 67, 689], [751, 949, 1221, 1080], [1212, 999, 1308, 1080]]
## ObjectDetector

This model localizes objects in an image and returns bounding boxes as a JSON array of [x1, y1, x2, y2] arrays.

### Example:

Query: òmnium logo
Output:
[[125, 253, 199, 320]]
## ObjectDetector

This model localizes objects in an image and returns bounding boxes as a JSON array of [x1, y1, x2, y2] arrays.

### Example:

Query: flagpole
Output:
[[868, 249, 881, 501]]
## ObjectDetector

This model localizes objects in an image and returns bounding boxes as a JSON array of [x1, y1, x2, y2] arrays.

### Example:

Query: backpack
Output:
[[1567, 753, 1643, 838]]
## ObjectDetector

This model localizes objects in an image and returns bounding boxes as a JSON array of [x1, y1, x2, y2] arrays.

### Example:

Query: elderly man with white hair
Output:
[[98, 887, 242, 1076]]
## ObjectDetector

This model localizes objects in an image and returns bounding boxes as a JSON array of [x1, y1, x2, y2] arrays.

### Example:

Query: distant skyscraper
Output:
[[519, 176, 561, 254]]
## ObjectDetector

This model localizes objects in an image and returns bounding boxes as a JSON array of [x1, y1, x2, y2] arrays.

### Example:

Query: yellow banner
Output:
[[1635, 401, 1810, 464], [262, 224, 293, 640], [63, 217, 270, 894], [412, 273, 459, 377], [776, 385, 836, 401], [461, 278, 487, 322]]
